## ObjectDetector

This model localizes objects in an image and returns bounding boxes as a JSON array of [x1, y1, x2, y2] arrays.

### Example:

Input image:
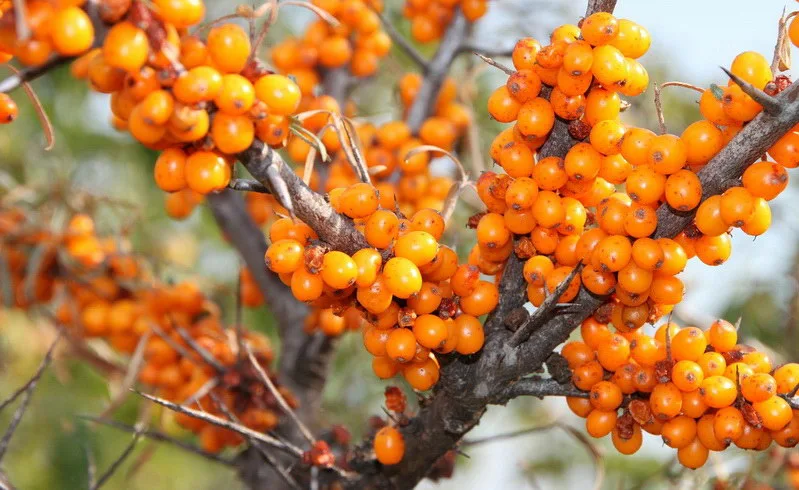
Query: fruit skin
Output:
[[373, 426, 405, 465]]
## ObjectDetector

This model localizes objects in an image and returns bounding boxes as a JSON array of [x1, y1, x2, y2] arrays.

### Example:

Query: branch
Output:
[[228, 178, 271, 194], [374, 9, 428, 69], [90, 429, 142, 490], [405, 10, 469, 133], [79, 416, 234, 466], [584, 0, 618, 15], [0, 333, 60, 412], [0, 56, 70, 94], [237, 140, 369, 255], [498, 377, 588, 402]]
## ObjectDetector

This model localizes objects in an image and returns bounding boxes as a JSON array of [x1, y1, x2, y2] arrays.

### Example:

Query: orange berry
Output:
[[320, 251, 358, 289], [373, 426, 404, 465], [454, 314, 484, 355], [662, 415, 697, 449], [185, 151, 230, 194], [51, 6, 94, 56], [255, 74, 301, 116], [383, 257, 422, 299], [753, 396, 793, 431], [699, 375, 737, 408], [581, 12, 619, 46]]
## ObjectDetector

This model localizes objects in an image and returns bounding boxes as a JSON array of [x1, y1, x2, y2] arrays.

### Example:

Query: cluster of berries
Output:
[[0, 204, 289, 454], [271, 0, 392, 81], [264, 184, 491, 390], [564, 316, 799, 469], [402, 0, 488, 43]]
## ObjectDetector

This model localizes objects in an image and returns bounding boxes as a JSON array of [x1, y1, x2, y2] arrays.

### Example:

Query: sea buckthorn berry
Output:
[[476, 213, 511, 249], [185, 151, 230, 194], [531, 191, 565, 228], [353, 249, 382, 288], [373, 426, 404, 465], [572, 360, 604, 391], [700, 87, 737, 126], [581, 12, 619, 46], [412, 315, 447, 350], [649, 275, 684, 305], [586, 410, 617, 438], [207, 24, 252, 74], [103, 22, 149, 73], [695, 233, 732, 266], [561, 341, 594, 369], [682, 389, 709, 419], [407, 283, 442, 315], [506, 69, 542, 102], [265, 239, 304, 274], [650, 382, 683, 420], [487, 85, 521, 123], [410, 209, 445, 240], [672, 360, 704, 392], [722, 85, 762, 122], [593, 235, 632, 273], [383, 257, 423, 299], [624, 203, 657, 238], [211, 113, 255, 154], [707, 319, 737, 352], [695, 195, 729, 236], [0, 94, 17, 124], [681, 120, 723, 166], [753, 396, 792, 431], [386, 328, 417, 363], [590, 120, 626, 156], [460, 280, 499, 316], [596, 333, 630, 372], [619, 59, 649, 97], [648, 134, 687, 175], [699, 375, 737, 408], [610, 19, 650, 58], [340, 183, 379, 219], [215, 75, 256, 115], [402, 357, 440, 391], [671, 327, 707, 363], [743, 351, 772, 373], [730, 51, 772, 90], [517, 97, 555, 138], [173, 66, 224, 104], [255, 74, 301, 116], [612, 423, 643, 455], [51, 6, 94, 56], [774, 363, 799, 394], [589, 380, 623, 411], [500, 142, 535, 178], [625, 166, 666, 205], [153, 0, 205, 28], [768, 130, 799, 168], [320, 251, 358, 290], [677, 438, 709, 469], [454, 314, 485, 355], [664, 170, 702, 211], [394, 231, 439, 267], [154, 148, 188, 192], [565, 143, 602, 181], [567, 396, 594, 418], [741, 373, 777, 403], [742, 161, 788, 201], [631, 237, 663, 270], [719, 186, 755, 227], [591, 45, 627, 88], [365, 210, 399, 249], [662, 415, 697, 449], [740, 198, 771, 236]]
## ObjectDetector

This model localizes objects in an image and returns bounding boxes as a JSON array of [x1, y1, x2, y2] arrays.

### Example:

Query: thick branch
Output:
[[584, 0, 617, 15], [405, 10, 469, 133], [237, 140, 369, 255]]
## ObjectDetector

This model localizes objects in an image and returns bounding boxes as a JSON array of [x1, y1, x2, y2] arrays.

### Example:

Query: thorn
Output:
[[720, 66, 783, 115]]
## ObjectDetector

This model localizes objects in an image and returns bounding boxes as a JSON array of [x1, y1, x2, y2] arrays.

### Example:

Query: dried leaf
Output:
[[330, 113, 370, 183], [6, 65, 55, 150], [279, 1, 341, 27], [403, 145, 470, 225], [289, 123, 329, 162]]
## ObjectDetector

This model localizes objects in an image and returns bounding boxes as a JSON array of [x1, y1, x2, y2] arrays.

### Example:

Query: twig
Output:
[[659, 81, 705, 94], [0, 56, 70, 94], [78, 416, 233, 465], [173, 324, 226, 373], [0, 332, 60, 412], [228, 178, 271, 194], [473, 52, 514, 76], [653, 82, 667, 135], [85, 443, 97, 489], [510, 264, 583, 347], [720, 66, 782, 115], [90, 429, 142, 490], [133, 390, 304, 456], [0, 389, 33, 461], [237, 141, 370, 255], [373, 9, 428, 69], [405, 9, 469, 133], [181, 377, 219, 407], [246, 346, 315, 445], [99, 332, 151, 418], [499, 378, 588, 401]]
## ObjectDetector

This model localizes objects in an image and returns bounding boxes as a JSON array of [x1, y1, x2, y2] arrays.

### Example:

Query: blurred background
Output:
[[1, 0, 797, 488]]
